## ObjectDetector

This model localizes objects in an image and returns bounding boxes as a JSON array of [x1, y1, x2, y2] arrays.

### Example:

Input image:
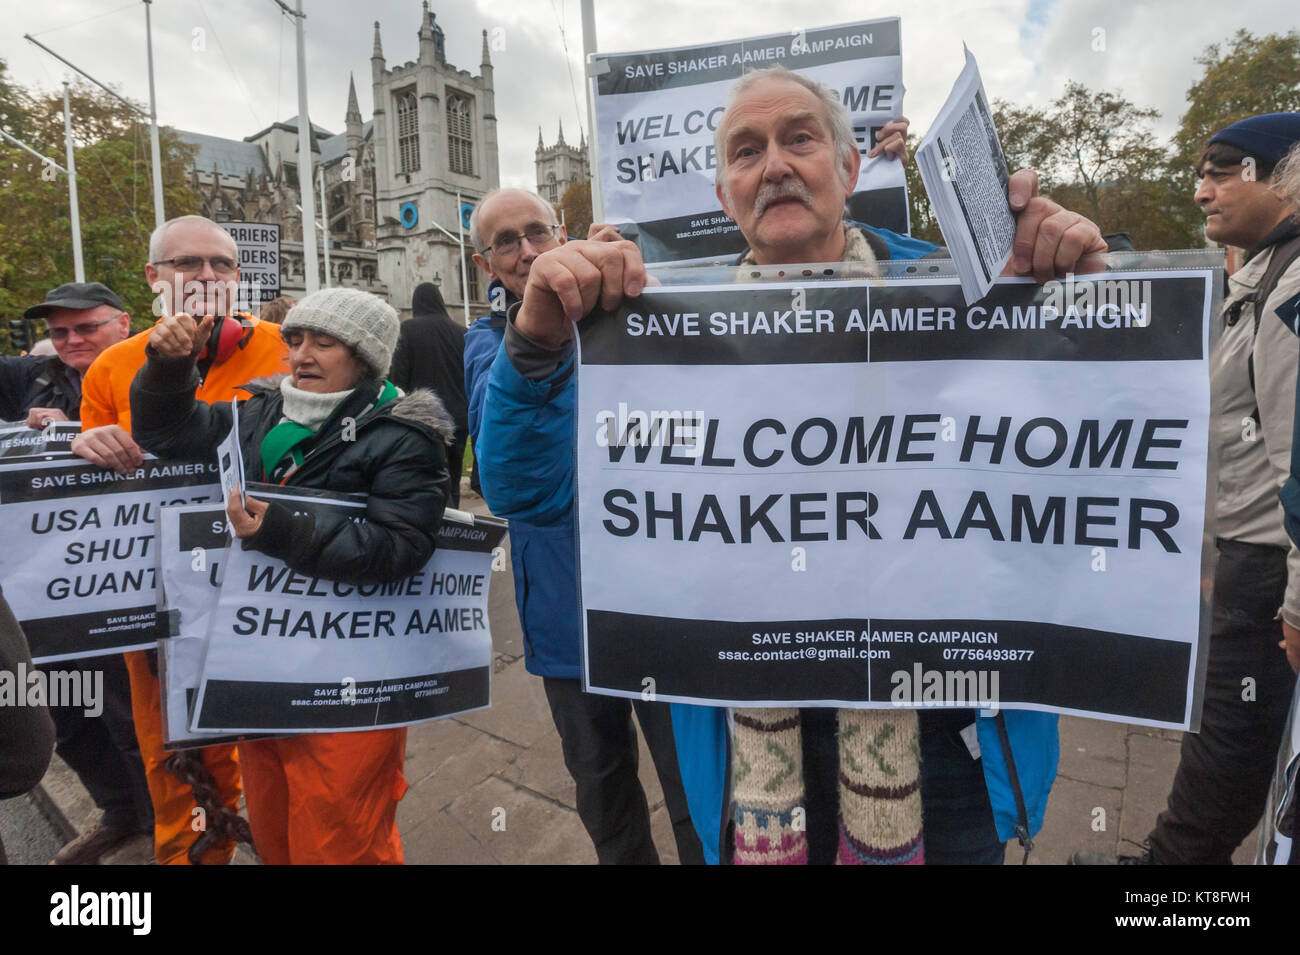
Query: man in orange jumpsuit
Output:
[[72, 214, 288, 865]]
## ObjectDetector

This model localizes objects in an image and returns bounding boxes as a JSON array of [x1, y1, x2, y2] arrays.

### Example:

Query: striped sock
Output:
[[836, 709, 924, 865], [731, 708, 808, 865]]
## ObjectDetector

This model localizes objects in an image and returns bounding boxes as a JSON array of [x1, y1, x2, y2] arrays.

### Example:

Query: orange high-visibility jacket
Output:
[[80, 316, 287, 865]]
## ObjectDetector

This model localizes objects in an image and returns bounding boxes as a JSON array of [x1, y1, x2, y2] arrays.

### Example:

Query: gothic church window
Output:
[[397, 90, 420, 174], [447, 94, 473, 175]]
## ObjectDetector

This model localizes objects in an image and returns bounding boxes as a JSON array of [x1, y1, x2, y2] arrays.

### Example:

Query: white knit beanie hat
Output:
[[281, 287, 400, 379]]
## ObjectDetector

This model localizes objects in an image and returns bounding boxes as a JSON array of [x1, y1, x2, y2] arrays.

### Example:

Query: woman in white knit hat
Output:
[[130, 286, 455, 864]]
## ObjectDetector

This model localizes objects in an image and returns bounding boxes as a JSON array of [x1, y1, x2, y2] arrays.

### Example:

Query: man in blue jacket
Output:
[[478, 69, 1105, 863], [465, 188, 703, 864]]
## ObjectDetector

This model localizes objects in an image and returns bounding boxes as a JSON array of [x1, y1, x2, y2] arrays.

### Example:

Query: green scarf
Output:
[[259, 379, 399, 479]]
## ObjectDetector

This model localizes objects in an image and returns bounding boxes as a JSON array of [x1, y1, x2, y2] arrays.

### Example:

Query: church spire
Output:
[[481, 29, 491, 67], [372, 20, 383, 60], [346, 73, 362, 124], [557, 119, 566, 147]]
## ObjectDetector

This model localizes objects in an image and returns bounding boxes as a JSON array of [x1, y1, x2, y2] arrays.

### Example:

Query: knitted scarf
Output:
[[260, 378, 397, 480], [731, 223, 924, 865]]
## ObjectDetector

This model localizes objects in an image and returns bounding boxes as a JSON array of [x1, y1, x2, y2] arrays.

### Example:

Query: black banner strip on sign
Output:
[[585, 610, 1189, 724], [435, 520, 506, 553], [174, 686, 263, 749], [25, 606, 160, 660], [196, 666, 491, 730], [628, 188, 908, 264], [866, 277, 1206, 364], [0, 461, 217, 504], [177, 509, 230, 551], [596, 20, 901, 95], [578, 275, 1206, 366]]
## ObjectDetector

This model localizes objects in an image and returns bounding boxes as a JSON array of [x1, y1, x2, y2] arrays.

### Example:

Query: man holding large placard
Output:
[[478, 65, 1107, 864]]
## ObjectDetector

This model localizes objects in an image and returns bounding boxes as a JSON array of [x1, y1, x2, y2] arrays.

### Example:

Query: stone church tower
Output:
[[371, 3, 500, 319], [535, 120, 589, 206]]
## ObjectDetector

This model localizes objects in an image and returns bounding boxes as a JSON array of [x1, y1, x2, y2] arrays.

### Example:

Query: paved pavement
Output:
[[14, 488, 1259, 866]]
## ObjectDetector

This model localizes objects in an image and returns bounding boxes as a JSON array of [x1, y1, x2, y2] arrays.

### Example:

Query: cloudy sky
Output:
[[1, 0, 1293, 195]]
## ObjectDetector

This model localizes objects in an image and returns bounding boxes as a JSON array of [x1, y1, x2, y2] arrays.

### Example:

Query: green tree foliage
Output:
[[0, 63, 200, 350], [1175, 30, 1300, 173], [903, 132, 942, 244], [993, 85, 1199, 250]]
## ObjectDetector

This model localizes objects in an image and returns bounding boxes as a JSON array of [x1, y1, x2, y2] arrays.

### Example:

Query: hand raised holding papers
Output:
[[917, 48, 1107, 302], [1005, 168, 1108, 283], [867, 116, 910, 163], [225, 485, 267, 539], [514, 240, 647, 349]]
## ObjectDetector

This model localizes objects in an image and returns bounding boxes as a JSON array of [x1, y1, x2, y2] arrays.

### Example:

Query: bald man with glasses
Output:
[[71, 214, 287, 865]]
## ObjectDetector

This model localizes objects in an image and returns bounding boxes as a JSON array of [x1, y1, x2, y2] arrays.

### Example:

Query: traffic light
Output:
[[7, 319, 35, 354]]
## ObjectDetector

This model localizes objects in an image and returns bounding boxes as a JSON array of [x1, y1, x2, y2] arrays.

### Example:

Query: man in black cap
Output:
[[1074, 112, 1300, 865], [0, 282, 131, 427], [0, 281, 151, 864]]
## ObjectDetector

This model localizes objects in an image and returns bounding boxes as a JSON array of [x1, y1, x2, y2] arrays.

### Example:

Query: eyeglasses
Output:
[[151, 255, 239, 275], [480, 224, 561, 258], [47, 317, 118, 343], [47, 317, 117, 341]]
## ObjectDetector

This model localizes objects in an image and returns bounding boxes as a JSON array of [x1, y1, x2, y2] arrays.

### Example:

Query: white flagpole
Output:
[[456, 190, 470, 325], [320, 166, 331, 287], [293, 0, 319, 292], [579, 0, 603, 220], [62, 82, 85, 282], [143, 0, 165, 228]]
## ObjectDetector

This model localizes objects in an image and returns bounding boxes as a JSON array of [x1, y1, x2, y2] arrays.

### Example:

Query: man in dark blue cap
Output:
[[0, 281, 151, 864], [1, 282, 131, 428], [1074, 112, 1300, 865]]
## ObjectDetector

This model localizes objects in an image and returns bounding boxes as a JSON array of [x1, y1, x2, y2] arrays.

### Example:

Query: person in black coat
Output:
[[390, 282, 468, 506], [129, 286, 452, 863], [0, 589, 56, 865]]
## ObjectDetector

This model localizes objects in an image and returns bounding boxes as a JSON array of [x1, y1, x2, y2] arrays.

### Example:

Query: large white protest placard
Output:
[[576, 257, 1219, 729], [0, 456, 220, 663], [591, 18, 906, 265], [155, 502, 266, 749], [191, 487, 506, 733]]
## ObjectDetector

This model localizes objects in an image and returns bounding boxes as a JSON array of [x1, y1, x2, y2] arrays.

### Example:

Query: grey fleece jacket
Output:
[[1211, 224, 1300, 626]]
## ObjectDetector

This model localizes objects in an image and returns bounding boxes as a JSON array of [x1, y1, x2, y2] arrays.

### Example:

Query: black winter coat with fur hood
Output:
[[129, 354, 454, 584]]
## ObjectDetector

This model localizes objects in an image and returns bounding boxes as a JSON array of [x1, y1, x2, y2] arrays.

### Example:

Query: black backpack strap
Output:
[[1241, 234, 1300, 410], [994, 711, 1034, 864]]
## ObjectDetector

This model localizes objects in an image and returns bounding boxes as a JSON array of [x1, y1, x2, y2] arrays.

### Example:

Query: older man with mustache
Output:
[[479, 66, 1105, 864]]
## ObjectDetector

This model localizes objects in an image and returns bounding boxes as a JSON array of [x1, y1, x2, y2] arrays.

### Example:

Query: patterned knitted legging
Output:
[[731, 708, 923, 865]]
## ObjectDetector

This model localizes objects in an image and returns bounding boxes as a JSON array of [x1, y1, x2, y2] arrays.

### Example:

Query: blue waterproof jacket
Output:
[[472, 232, 1059, 861], [467, 281, 582, 678]]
